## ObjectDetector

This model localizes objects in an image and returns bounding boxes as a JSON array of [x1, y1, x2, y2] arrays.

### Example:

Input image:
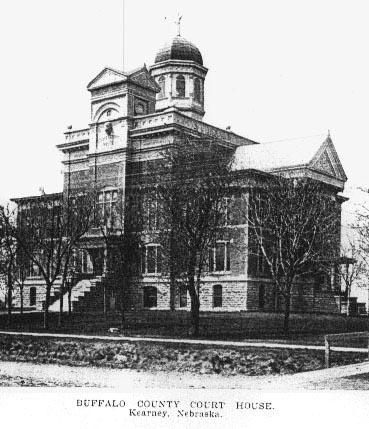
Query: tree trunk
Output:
[[346, 284, 351, 316], [20, 285, 24, 316], [169, 230, 176, 311], [188, 276, 200, 337], [6, 268, 12, 327], [120, 276, 126, 328], [58, 284, 64, 328], [68, 288, 72, 315], [44, 283, 52, 330], [283, 291, 291, 335]]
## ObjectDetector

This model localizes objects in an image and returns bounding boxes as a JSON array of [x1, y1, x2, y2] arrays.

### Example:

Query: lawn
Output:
[[0, 310, 368, 344]]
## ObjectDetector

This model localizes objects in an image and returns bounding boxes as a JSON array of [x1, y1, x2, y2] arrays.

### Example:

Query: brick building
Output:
[[12, 34, 347, 314]]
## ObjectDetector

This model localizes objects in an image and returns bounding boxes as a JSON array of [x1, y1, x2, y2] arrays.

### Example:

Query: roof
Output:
[[233, 134, 327, 171], [87, 65, 159, 92], [11, 193, 62, 203], [155, 36, 203, 65], [232, 133, 347, 187]]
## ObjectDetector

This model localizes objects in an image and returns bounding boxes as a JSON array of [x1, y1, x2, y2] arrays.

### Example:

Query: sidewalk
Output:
[[0, 330, 368, 354]]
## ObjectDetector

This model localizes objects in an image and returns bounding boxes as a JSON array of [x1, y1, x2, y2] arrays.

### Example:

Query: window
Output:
[[145, 195, 159, 230], [30, 287, 37, 306], [176, 75, 185, 98], [77, 249, 92, 274], [27, 258, 41, 277], [223, 197, 233, 226], [315, 272, 329, 291], [96, 189, 118, 228], [158, 76, 165, 98], [258, 284, 265, 309], [213, 284, 222, 307], [142, 244, 162, 275], [143, 287, 157, 308], [194, 78, 201, 102], [209, 242, 231, 272], [179, 284, 187, 308], [256, 246, 266, 274]]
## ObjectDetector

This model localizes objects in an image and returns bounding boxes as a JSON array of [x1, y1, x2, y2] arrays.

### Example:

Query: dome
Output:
[[155, 36, 203, 65]]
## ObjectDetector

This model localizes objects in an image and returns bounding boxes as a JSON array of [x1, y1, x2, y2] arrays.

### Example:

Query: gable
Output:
[[312, 149, 336, 176], [87, 68, 127, 90], [129, 68, 160, 92], [310, 137, 347, 181]]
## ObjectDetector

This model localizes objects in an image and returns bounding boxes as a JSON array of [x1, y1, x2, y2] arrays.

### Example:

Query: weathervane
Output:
[[175, 14, 182, 36]]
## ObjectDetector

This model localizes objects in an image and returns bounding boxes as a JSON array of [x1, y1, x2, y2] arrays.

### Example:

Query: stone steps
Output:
[[49, 279, 95, 312]]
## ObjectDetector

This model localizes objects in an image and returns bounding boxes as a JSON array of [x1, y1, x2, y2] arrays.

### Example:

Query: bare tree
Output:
[[152, 139, 234, 336], [7, 192, 94, 329], [97, 189, 143, 326], [13, 249, 28, 315], [0, 205, 17, 325], [338, 239, 368, 315], [244, 177, 341, 334]]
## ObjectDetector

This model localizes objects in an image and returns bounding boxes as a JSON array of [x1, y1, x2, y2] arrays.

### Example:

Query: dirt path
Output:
[[1, 359, 369, 389]]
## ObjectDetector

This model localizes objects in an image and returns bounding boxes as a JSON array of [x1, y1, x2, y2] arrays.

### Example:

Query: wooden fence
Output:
[[324, 331, 369, 368]]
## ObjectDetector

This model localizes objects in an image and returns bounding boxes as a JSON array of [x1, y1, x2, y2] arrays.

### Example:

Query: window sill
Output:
[[208, 271, 231, 275], [142, 273, 162, 277]]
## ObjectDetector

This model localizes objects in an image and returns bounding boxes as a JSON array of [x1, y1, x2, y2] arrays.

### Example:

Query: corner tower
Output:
[[150, 35, 208, 121]]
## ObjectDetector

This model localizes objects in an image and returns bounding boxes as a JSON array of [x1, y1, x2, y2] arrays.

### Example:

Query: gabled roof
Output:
[[87, 65, 159, 92], [87, 67, 127, 90], [232, 134, 347, 184], [128, 65, 160, 92]]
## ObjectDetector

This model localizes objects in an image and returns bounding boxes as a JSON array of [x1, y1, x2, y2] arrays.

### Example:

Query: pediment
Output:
[[310, 137, 347, 182], [129, 67, 160, 92], [87, 67, 127, 91]]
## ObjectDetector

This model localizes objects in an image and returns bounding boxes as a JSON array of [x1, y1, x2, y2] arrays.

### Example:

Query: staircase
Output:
[[48, 279, 96, 312]]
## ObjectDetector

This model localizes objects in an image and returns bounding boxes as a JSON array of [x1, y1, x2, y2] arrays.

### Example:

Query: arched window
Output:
[[158, 76, 165, 98], [30, 287, 37, 307], [213, 284, 222, 308], [176, 75, 186, 98], [194, 78, 201, 102], [143, 286, 157, 308]]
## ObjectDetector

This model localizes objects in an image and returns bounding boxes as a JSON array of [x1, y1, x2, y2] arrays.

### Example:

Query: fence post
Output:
[[325, 335, 330, 369]]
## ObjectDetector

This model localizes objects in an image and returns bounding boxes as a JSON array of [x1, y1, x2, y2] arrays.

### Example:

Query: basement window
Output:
[[143, 286, 157, 308]]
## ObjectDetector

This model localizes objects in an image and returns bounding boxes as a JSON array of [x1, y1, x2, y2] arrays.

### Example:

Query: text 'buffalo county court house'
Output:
[[12, 33, 348, 314]]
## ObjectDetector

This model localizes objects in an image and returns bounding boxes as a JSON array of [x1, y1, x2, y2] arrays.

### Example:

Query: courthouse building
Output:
[[12, 33, 348, 314]]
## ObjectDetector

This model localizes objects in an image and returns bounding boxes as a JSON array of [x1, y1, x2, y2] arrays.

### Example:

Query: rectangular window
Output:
[[143, 287, 157, 308], [96, 189, 118, 228], [213, 284, 223, 307], [179, 285, 187, 308], [142, 244, 162, 275], [223, 197, 231, 226], [27, 258, 41, 277], [259, 284, 265, 309], [209, 242, 231, 272], [29, 287, 37, 306], [145, 194, 159, 231]]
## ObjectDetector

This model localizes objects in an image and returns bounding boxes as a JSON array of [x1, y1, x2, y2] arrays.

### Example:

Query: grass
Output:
[[0, 333, 366, 377], [0, 310, 368, 346]]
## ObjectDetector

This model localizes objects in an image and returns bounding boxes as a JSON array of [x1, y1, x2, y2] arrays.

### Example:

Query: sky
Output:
[[0, 0, 368, 300], [1, 0, 368, 201]]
